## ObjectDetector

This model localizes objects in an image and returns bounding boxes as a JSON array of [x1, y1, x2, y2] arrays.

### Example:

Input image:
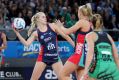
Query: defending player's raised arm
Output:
[[55, 20, 83, 35], [52, 23, 75, 47], [107, 34, 119, 69], [13, 28, 37, 46]]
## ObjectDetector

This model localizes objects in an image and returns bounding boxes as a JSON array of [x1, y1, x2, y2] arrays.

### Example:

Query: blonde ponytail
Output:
[[85, 3, 93, 21], [79, 4, 93, 20], [92, 14, 103, 30], [28, 15, 36, 36], [95, 18, 101, 29], [27, 12, 45, 36]]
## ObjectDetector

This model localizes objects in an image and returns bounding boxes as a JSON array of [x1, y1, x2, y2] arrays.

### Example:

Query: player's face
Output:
[[37, 13, 47, 25]]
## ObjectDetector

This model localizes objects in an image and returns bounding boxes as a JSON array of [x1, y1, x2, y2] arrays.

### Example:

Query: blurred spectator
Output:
[[66, 14, 77, 40], [0, 0, 118, 41], [24, 10, 33, 26], [60, 7, 71, 23], [113, 0, 119, 29], [0, 13, 4, 28], [103, 8, 112, 29], [7, 3, 19, 22], [66, 14, 77, 28], [111, 15, 118, 30], [22, 8, 27, 17]]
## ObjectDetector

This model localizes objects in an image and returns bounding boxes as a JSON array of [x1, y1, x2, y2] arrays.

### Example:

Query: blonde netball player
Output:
[[12, 12, 74, 80], [55, 4, 93, 80]]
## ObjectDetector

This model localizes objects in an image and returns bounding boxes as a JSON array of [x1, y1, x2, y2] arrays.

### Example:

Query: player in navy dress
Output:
[[12, 12, 74, 80]]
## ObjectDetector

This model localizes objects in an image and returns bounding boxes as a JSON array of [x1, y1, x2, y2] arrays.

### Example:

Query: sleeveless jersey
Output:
[[94, 31, 114, 63], [37, 24, 58, 63], [89, 31, 119, 79], [68, 23, 92, 65]]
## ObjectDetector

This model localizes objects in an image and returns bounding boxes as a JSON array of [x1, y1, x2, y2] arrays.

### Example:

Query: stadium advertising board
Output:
[[0, 67, 76, 80], [4, 41, 119, 58], [4, 41, 74, 58]]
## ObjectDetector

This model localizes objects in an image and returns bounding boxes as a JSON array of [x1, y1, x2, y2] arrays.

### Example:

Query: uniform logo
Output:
[[44, 37, 51, 42], [75, 43, 83, 54], [49, 32, 52, 35], [41, 35, 44, 39], [47, 42, 55, 50]]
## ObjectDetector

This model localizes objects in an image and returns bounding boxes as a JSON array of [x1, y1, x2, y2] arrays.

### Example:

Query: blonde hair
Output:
[[79, 4, 93, 20], [28, 12, 44, 36], [92, 14, 103, 29]]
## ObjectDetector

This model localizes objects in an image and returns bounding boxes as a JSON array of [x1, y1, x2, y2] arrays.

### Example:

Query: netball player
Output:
[[81, 14, 119, 80], [0, 32, 7, 67], [12, 12, 74, 80], [55, 4, 93, 80]]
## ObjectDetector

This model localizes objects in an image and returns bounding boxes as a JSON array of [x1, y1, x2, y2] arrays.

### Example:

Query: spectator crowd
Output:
[[0, 0, 119, 41]]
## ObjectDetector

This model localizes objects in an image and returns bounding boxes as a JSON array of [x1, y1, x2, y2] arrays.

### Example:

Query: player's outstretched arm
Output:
[[52, 23, 75, 47], [13, 27, 36, 46]]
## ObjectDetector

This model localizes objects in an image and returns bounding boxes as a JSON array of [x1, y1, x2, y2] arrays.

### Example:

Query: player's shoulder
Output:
[[86, 31, 97, 40], [78, 19, 89, 23], [49, 23, 55, 27], [48, 23, 56, 31], [86, 31, 95, 36], [75, 19, 87, 27]]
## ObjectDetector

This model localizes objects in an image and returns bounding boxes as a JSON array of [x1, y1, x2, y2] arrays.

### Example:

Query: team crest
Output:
[[41, 35, 44, 39]]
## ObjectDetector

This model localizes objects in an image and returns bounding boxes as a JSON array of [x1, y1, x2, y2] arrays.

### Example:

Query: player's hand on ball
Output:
[[12, 23, 20, 34]]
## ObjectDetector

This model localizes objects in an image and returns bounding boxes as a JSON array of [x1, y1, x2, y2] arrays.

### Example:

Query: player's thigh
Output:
[[61, 61, 78, 76], [52, 61, 63, 77], [31, 61, 46, 79]]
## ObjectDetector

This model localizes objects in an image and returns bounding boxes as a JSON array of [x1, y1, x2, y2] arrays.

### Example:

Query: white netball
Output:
[[13, 18, 26, 30]]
